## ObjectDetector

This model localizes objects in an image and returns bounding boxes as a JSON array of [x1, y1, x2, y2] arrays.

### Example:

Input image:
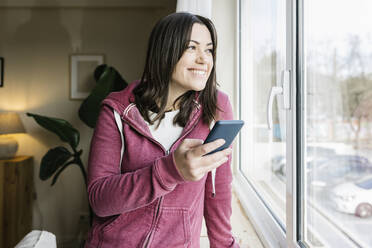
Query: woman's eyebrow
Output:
[[188, 40, 213, 46]]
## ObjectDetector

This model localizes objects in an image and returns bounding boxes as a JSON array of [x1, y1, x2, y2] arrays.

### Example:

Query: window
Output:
[[235, 0, 372, 247], [239, 0, 287, 226], [234, 0, 288, 246], [302, 0, 372, 246]]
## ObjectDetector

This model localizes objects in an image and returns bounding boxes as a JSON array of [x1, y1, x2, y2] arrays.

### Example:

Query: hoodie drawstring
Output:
[[209, 120, 216, 197], [114, 110, 125, 172]]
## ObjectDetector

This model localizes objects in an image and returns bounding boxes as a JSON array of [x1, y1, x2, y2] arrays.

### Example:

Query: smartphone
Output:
[[204, 120, 244, 155]]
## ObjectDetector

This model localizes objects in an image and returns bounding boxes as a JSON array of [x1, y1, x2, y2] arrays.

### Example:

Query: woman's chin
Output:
[[190, 81, 207, 91]]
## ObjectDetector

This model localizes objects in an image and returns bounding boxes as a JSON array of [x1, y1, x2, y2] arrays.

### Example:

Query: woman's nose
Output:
[[196, 51, 208, 63]]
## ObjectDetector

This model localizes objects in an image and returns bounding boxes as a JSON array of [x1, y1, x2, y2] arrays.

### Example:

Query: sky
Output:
[[243, 0, 372, 75], [305, 0, 372, 76], [306, 0, 372, 40], [245, 0, 372, 52]]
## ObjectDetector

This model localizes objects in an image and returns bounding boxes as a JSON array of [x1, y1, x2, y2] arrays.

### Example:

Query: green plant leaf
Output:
[[51, 162, 71, 186], [27, 112, 80, 148], [39, 146, 73, 181], [79, 66, 128, 128]]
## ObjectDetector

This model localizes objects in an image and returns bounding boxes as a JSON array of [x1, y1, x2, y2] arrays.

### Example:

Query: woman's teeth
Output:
[[189, 69, 206, 75]]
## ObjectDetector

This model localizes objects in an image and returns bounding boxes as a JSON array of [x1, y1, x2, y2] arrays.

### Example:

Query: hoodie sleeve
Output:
[[204, 94, 240, 247], [87, 104, 186, 217]]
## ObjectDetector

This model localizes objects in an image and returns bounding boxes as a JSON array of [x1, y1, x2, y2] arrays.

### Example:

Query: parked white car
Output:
[[271, 146, 336, 182], [330, 176, 372, 218]]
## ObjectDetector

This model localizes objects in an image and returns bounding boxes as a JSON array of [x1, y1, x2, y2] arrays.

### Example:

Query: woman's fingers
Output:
[[190, 138, 225, 157], [182, 138, 204, 149], [174, 138, 232, 181], [200, 148, 231, 172], [203, 156, 229, 173], [201, 147, 232, 164]]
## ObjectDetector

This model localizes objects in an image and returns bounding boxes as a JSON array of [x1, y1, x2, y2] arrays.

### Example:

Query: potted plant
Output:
[[27, 65, 128, 227]]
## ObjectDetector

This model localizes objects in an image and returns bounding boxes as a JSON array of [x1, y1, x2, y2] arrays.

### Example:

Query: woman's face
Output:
[[170, 23, 214, 97]]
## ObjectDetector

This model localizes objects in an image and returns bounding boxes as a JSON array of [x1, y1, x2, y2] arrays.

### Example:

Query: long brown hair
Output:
[[133, 12, 220, 127]]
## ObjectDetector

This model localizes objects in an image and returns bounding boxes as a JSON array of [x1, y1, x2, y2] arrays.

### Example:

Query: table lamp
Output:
[[0, 112, 26, 159]]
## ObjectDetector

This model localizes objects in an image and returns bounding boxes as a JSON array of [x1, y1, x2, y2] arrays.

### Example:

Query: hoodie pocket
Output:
[[151, 207, 191, 247], [100, 205, 154, 247]]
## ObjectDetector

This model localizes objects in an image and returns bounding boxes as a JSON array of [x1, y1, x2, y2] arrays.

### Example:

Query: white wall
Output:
[[212, 0, 237, 102], [212, 0, 239, 173], [0, 2, 175, 245]]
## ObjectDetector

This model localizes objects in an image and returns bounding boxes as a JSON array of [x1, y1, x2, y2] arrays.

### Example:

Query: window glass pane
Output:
[[304, 0, 372, 246], [240, 0, 286, 227]]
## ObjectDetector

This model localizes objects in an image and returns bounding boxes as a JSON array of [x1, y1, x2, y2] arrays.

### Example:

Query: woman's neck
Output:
[[166, 84, 187, 111], [156, 99, 179, 112]]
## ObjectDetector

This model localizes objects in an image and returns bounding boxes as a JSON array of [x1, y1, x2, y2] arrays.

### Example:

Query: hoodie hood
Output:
[[101, 80, 202, 142]]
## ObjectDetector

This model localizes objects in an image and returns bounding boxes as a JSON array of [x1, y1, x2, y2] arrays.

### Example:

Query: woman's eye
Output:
[[187, 45, 196, 50], [207, 49, 213, 53]]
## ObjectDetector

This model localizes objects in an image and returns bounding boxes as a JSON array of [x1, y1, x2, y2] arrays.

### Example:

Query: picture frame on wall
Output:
[[69, 54, 105, 100], [0, 57, 4, 87]]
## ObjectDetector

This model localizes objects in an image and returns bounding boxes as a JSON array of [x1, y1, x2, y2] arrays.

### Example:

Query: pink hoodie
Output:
[[85, 81, 239, 248]]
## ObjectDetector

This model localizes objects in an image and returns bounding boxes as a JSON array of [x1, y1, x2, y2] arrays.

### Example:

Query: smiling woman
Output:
[[85, 12, 240, 248], [170, 24, 214, 100], [133, 12, 219, 128]]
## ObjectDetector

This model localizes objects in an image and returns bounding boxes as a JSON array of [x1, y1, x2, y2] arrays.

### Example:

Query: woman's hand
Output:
[[173, 138, 232, 181]]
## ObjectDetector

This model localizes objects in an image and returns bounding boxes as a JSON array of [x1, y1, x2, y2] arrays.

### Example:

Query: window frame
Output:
[[233, 0, 301, 247]]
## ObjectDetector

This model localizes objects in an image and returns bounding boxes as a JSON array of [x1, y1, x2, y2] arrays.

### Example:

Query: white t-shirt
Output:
[[146, 110, 183, 151]]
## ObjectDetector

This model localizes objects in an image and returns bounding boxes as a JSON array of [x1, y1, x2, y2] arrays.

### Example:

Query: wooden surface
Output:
[[0, 156, 34, 248]]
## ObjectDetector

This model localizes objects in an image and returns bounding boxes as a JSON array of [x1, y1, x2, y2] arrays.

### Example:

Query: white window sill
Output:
[[200, 190, 265, 247]]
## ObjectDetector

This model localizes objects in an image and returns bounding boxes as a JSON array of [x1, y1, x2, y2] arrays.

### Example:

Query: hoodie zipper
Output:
[[122, 104, 201, 248], [142, 149, 170, 248], [142, 195, 164, 248], [141, 118, 201, 248], [120, 117, 167, 248]]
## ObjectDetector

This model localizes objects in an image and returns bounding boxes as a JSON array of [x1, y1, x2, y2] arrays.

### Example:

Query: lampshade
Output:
[[0, 112, 26, 134], [0, 112, 26, 159]]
